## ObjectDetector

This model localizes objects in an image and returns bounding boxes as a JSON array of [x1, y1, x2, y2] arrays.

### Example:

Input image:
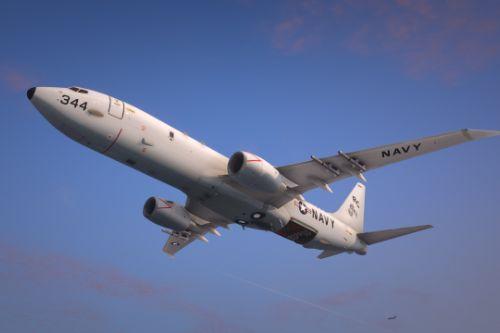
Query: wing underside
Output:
[[161, 198, 231, 257], [277, 129, 499, 196], [163, 228, 209, 256]]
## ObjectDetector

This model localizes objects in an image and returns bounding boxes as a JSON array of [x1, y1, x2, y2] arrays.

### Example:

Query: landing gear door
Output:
[[108, 97, 124, 119]]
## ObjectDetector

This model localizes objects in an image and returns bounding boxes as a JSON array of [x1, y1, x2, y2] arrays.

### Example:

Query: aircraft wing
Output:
[[185, 198, 232, 228], [162, 228, 212, 257], [277, 129, 500, 195], [162, 198, 229, 257], [163, 230, 199, 256]]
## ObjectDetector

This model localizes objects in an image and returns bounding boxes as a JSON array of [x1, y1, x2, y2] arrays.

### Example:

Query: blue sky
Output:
[[1, 1, 500, 332]]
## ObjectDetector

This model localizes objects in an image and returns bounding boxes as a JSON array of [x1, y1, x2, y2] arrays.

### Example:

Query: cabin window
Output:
[[169, 131, 174, 141]]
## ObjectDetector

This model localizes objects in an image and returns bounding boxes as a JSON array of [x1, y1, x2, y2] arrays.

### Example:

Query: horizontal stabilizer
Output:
[[317, 249, 345, 259], [358, 225, 432, 245]]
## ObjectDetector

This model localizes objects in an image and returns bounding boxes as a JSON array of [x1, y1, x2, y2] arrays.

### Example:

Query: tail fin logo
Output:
[[352, 196, 360, 208], [348, 196, 360, 217], [348, 204, 357, 217]]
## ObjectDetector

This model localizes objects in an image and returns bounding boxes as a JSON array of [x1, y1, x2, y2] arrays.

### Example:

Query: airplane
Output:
[[27, 86, 500, 258], [387, 315, 397, 320]]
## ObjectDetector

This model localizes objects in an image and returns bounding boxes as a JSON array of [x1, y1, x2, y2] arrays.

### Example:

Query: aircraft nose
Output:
[[27, 87, 36, 100]]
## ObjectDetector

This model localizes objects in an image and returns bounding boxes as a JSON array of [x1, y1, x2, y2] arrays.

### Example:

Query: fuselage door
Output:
[[275, 219, 317, 244], [108, 96, 124, 119]]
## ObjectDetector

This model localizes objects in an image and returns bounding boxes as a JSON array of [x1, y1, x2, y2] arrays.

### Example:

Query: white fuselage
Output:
[[29, 87, 366, 254]]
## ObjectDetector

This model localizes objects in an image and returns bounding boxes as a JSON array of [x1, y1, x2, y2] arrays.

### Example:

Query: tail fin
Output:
[[357, 225, 432, 245], [334, 183, 365, 232]]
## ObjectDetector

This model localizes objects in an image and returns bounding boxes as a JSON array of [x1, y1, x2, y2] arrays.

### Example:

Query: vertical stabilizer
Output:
[[334, 183, 365, 232]]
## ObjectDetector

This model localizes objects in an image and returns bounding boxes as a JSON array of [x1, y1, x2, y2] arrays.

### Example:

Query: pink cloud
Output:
[[271, 284, 375, 323], [0, 241, 164, 298], [318, 285, 373, 307], [272, 17, 307, 53], [391, 287, 432, 305], [264, 0, 500, 83], [62, 301, 108, 323], [0, 241, 249, 332], [0, 66, 37, 92]]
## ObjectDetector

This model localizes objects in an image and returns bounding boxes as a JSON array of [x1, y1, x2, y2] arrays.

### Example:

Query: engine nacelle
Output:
[[143, 197, 192, 231], [227, 151, 286, 194]]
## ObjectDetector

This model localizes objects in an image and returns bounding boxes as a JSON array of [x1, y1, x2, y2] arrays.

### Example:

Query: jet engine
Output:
[[143, 197, 192, 231], [227, 151, 286, 193]]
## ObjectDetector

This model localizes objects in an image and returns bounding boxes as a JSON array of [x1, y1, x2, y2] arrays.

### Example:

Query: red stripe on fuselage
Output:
[[102, 128, 123, 154]]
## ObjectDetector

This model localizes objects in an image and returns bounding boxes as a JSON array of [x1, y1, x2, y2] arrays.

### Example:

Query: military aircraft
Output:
[[27, 86, 500, 258]]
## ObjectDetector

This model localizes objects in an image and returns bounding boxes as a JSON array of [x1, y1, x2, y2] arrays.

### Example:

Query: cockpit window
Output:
[[68, 87, 89, 94]]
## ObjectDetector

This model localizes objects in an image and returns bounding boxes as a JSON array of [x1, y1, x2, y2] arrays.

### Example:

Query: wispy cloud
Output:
[[0, 241, 160, 298], [262, 0, 500, 83], [0, 66, 37, 92], [61, 301, 108, 323], [224, 272, 380, 330], [0, 241, 249, 333], [318, 284, 374, 307], [391, 286, 432, 305], [272, 17, 308, 53]]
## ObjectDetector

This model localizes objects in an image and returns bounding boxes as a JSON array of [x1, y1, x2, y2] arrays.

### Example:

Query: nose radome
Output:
[[27, 87, 36, 100]]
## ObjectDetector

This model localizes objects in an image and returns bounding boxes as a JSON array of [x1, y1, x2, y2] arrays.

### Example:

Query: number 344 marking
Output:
[[60, 94, 87, 111]]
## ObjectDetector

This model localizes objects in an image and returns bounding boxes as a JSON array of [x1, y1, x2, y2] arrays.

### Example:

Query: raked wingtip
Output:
[[461, 128, 500, 140]]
